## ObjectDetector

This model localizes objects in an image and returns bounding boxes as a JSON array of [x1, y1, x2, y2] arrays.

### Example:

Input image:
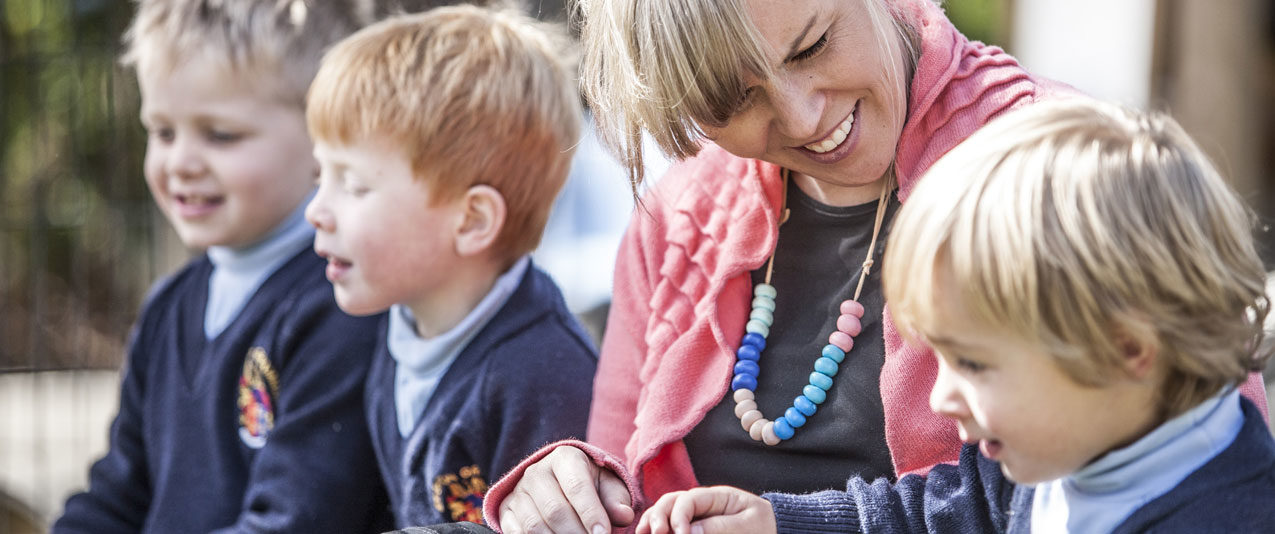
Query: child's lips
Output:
[[317, 252, 353, 282], [173, 193, 224, 218]]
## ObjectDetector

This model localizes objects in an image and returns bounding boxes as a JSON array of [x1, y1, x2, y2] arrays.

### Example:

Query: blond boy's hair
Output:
[[884, 100, 1270, 418], [122, 0, 374, 105], [307, 5, 581, 264], [575, 0, 920, 190]]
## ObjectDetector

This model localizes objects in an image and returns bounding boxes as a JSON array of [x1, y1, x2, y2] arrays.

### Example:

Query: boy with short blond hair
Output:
[[55, 1, 389, 532], [636, 100, 1275, 533], [304, 5, 596, 526]]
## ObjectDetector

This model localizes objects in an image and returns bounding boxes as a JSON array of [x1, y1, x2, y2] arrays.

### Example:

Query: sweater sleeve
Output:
[[587, 207, 657, 457], [762, 445, 1012, 534], [53, 322, 157, 534], [211, 290, 387, 534]]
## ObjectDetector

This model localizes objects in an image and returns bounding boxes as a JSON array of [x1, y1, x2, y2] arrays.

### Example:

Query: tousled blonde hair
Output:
[[575, 0, 920, 191], [307, 5, 581, 264], [122, 0, 373, 106], [884, 100, 1270, 418]]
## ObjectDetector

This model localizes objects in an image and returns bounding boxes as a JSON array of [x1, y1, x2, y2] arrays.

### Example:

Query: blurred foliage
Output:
[[944, 0, 1009, 48], [1, 0, 160, 371]]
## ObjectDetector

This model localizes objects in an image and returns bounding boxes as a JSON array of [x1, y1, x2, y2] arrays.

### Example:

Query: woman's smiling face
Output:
[[703, 0, 910, 206]]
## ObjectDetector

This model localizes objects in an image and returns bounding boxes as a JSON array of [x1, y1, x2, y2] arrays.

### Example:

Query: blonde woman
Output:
[[482, 1, 1266, 533]]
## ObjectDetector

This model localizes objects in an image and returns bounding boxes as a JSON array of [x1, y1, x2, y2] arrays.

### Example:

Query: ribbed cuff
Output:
[[762, 489, 861, 534]]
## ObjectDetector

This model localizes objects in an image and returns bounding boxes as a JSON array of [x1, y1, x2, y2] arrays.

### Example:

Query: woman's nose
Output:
[[769, 78, 821, 142]]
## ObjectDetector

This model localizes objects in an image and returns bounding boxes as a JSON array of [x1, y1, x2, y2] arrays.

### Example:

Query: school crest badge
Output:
[[432, 465, 488, 523], [237, 347, 279, 449]]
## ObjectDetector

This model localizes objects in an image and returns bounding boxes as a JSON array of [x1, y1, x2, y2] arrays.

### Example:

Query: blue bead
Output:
[[821, 344, 846, 363], [731, 374, 757, 391], [736, 344, 761, 361], [784, 407, 807, 428], [794, 395, 817, 416], [803, 385, 827, 404], [745, 319, 770, 337], [741, 333, 766, 351], [749, 307, 774, 326], [733, 360, 759, 377], [814, 357, 839, 376], [751, 296, 776, 312], [754, 283, 777, 299], [773, 418, 795, 440]]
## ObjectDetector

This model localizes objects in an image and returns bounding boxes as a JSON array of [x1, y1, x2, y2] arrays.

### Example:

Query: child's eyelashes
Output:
[[205, 129, 243, 144], [955, 357, 989, 374]]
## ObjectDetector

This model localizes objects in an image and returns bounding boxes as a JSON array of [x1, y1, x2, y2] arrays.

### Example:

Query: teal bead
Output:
[[814, 357, 838, 376], [751, 296, 776, 312], [754, 283, 777, 299], [749, 307, 774, 326], [745, 319, 770, 337], [821, 344, 845, 363], [803, 385, 827, 404], [809, 372, 834, 391]]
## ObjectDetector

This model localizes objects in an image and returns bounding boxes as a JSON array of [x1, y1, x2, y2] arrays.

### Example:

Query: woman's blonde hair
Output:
[[575, 0, 920, 191], [307, 5, 581, 264], [122, 0, 374, 106], [884, 99, 1270, 418]]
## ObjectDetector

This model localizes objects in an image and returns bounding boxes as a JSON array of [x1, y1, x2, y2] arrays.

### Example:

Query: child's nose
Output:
[[304, 191, 333, 231], [165, 136, 207, 179], [929, 359, 970, 420]]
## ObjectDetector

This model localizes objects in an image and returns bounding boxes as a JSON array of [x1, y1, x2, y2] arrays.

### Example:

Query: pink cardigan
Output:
[[485, 1, 1269, 527]]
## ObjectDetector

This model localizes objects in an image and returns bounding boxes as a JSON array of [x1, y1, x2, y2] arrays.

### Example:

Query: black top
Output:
[[683, 178, 900, 493]]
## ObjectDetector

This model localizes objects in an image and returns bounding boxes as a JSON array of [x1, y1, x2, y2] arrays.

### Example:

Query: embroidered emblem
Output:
[[237, 347, 279, 449], [432, 465, 488, 523]]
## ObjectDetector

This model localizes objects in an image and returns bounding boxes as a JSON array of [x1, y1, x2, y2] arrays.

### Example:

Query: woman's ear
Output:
[[454, 184, 506, 257]]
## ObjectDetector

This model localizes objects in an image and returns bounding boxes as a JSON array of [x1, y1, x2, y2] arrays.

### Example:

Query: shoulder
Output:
[[477, 268, 598, 386]]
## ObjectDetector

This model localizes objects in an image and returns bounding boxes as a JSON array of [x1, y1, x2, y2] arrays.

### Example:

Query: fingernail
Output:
[[691, 526, 704, 534], [593, 525, 607, 534]]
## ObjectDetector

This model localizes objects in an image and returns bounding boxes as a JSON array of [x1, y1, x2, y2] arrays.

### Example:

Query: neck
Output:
[[405, 257, 503, 338], [791, 171, 889, 207]]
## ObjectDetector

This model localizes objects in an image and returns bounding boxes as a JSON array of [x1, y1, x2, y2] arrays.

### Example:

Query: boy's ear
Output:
[[1115, 324, 1159, 380], [453, 185, 506, 257]]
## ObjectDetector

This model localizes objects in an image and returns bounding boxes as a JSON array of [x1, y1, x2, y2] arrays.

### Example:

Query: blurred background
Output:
[[1, 0, 1273, 531]]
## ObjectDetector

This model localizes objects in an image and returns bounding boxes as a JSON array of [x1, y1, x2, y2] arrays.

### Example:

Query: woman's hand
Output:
[[498, 446, 634, 534], [636, 486, 776, 534]]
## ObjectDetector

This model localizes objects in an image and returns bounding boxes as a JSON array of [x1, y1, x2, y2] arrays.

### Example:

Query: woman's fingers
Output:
[[546, 448, 615, 533], [596, 468, 635, 527]]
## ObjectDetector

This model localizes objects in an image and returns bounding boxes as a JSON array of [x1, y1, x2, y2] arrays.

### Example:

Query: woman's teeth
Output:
[[805, 111, 855, 154]]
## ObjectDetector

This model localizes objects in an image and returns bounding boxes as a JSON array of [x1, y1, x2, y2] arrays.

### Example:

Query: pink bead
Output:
[[828, 331, 855, 352], [836, 314, 862, 336], [840, 299, 865, 318]]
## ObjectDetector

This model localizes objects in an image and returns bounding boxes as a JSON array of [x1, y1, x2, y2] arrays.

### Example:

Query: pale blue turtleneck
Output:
[[204, 194, 315, 339], [1030, 387, 1244, 533], [387, 256, 530, 437]]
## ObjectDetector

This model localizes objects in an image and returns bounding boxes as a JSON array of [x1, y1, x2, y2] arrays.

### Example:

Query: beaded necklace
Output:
[[730, 169, 894, 446]]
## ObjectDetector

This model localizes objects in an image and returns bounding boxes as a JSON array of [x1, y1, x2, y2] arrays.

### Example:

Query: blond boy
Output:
[[55, 1, 390, 532], [303, 6, 597, 526], [636, 100, 1275, 533]]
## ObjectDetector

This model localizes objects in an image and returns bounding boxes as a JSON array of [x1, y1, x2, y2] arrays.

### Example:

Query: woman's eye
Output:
[[790, 32, 828, 62]]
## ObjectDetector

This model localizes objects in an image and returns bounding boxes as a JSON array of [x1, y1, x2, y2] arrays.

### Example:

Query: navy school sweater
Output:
[[54, 249, 391, 533], [367, 264, 597, 527], [763, 397, 1275, 533]]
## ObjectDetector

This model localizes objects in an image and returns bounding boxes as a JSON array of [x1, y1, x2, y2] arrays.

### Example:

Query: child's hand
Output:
[[636, 486, 776, 534]]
